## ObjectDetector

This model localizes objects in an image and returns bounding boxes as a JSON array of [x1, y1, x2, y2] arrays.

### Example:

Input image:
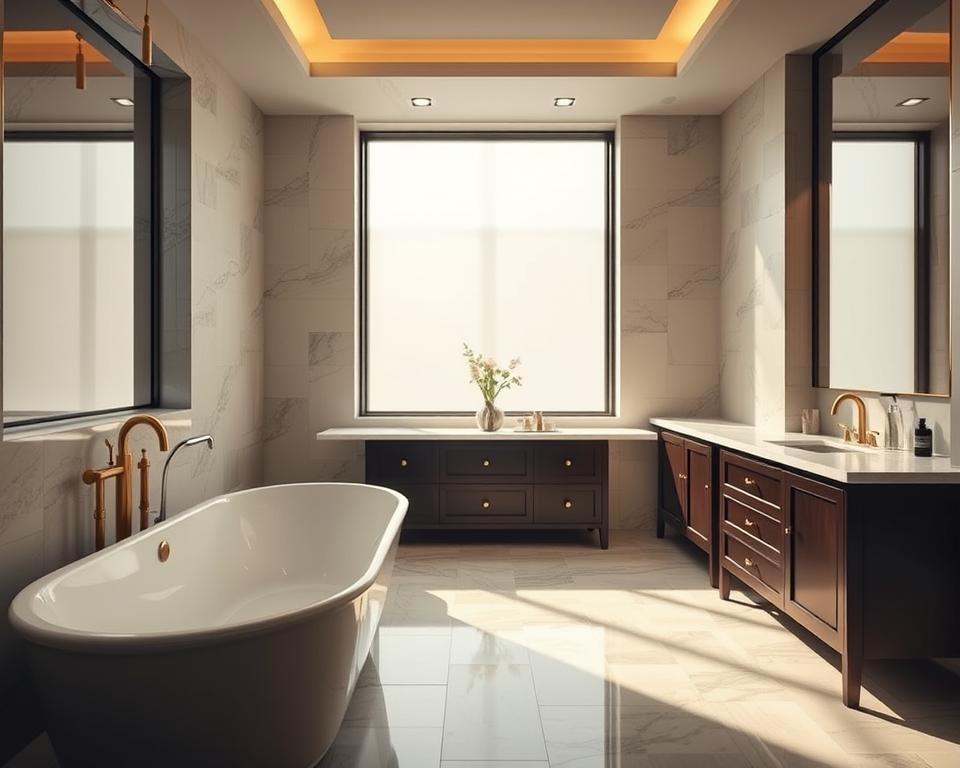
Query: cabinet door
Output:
[[784, 472, 845, 647], [659, 432, 686, 525], [685, 441, 712, 549]]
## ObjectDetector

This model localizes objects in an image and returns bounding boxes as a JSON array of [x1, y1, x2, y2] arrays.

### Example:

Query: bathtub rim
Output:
[[8, 482, 407, 654]]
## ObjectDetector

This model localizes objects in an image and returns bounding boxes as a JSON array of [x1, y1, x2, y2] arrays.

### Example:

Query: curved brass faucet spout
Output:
[[115, 415, 170, 540], [117, 414, 170, 455], [831, 393, 867, 444], [83, 414, 171, 550]]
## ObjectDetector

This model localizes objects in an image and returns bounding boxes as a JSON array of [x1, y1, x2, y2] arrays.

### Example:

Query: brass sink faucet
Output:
[[830, 393, 878, 446], [82, 415, 170, 550]]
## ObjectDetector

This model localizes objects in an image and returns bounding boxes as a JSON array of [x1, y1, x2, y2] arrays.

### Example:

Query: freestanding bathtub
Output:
[[9, 482, 407, 768]]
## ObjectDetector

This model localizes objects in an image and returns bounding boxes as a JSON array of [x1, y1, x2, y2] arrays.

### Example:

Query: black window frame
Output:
[[358, 130, 616, 418]]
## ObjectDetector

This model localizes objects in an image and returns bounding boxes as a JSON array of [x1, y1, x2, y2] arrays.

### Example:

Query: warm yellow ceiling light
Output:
[[2, 31, 110, 64], [864, 32, 949, 65], [264, 0, 730, 76]]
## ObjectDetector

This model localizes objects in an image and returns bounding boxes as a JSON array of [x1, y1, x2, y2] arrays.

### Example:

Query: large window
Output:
[[360, 132, 614, 415]]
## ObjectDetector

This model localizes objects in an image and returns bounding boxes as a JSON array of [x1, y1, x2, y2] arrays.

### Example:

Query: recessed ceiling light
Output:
[[897, 97, 929, 107], [411, 97, 432, 107], [554, 97, 576, 108], [111, 97, 135, 107]]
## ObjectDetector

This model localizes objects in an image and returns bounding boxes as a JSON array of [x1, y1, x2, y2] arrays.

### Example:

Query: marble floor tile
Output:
[[320, 726, 443, 767], [441, 664, 548, 762], [608, 662, 704, 706], [448, 624, 530, 666], [380, 584, 453, 633], [10, 529, 960, 768], [441, 762, 549, 768], [540, 703, 744, 766], [371, 631, 451, 684], [342, 682, 447, 728]]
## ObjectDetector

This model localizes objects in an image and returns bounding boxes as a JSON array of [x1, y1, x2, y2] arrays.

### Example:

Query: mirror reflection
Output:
[[815, 0, 949, 396], [2, 0, 151, 426]]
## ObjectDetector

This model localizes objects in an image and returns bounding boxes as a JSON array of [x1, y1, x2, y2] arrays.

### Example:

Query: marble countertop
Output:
[[650, 417, 960, 485], [316, 427, 657, 441]]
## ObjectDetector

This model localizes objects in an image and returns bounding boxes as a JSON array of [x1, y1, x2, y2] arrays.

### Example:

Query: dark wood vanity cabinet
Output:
[[783, 474, 844, 648], [719, 453, 844, 645], [658, 429, 960, 708], [657, 432, 717, 586], [366, 440, 609, 548]]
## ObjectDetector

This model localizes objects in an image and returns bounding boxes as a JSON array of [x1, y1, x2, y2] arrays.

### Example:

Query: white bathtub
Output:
[[9, 482, 407, 768]]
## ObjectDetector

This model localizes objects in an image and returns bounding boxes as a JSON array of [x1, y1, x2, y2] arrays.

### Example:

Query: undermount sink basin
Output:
[[766, 440, 864, 454]]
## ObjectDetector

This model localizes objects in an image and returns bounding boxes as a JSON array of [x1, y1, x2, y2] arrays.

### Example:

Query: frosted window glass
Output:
[[830, 140, 915, 393], [3, 140, 135, 420], [364, 137, 610, 413]]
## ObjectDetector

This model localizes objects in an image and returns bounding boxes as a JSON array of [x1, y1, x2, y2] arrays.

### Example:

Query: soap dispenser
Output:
[[914, 418, 933, 458], [885, 394, 904, 450]]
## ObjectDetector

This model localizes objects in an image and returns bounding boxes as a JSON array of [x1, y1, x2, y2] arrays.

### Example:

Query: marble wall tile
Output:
[[720, 57, 790, 431], [0, 445, 43, 548], [0, 0, 265, 738]]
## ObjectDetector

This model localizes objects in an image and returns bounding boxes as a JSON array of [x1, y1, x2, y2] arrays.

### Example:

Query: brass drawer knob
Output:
[[744, 557, 755, 568], [400, 459, 408, 467], [744, 517, 755, 527], [564, 458, 573, 467], [482, 459, 491, 467], [481, 499, 491, 509], [743, 477, 757, 487], [563, 499, 573, 509]]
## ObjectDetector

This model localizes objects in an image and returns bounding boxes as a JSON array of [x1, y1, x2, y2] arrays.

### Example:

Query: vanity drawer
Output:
[[366, 442, 437, 484], [439, 486, 532, 523], [723, 535, 783, 601], [534, 443, 602, 483], [534, 486, 600, 524], [441, 445, 530, 481], [390, 484, 439, 526], [722, 494, 782, 563], [722, 451, 782, 514]]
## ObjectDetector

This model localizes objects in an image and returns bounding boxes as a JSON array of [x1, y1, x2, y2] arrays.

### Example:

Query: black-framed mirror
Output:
[[2, 0, 193, 427], [813, 0, 950, 397]]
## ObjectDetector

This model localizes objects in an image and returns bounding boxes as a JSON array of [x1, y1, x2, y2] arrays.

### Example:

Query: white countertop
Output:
[[316, 427, 657, 441], [650, 417, 960, 485]]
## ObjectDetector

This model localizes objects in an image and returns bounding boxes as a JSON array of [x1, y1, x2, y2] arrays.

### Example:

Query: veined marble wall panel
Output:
[[720, 59, 787, 431]]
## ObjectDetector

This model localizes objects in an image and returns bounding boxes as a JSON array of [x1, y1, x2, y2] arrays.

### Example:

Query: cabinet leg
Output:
[[842, 652, 862, 708], [600, 526, 609, 550], [656, 514, 665, 539], [718, 565, 731, 600], [708, 552, 719, 589]]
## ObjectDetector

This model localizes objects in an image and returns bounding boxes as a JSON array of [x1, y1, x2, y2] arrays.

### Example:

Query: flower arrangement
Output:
[[462, 343, 522, 405]]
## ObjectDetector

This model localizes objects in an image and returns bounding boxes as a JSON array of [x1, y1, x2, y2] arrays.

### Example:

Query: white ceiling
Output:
[[314, 0, 676, 40], [834, 76, 949, 124], [5, 76, 135, 128], [163, 0, 873, 120]]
